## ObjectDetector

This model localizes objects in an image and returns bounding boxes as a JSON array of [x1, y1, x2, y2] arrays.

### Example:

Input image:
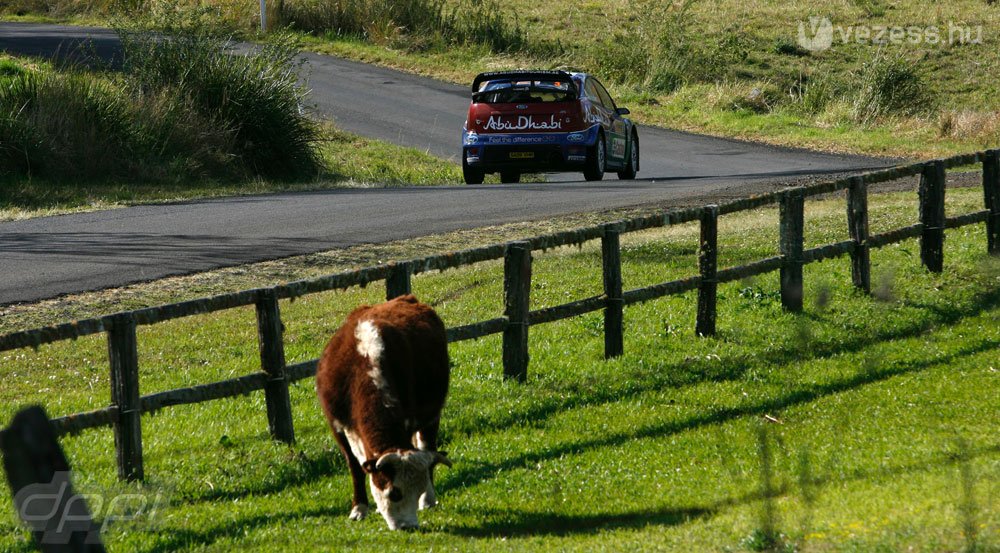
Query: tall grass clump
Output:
[[590, 0, 751, 93], [0, 13, 322, 182], [118, 9, 322, 179], [278, 0, 533, 54], [851, 49, 934, 125], [0, 70, 142, 179]]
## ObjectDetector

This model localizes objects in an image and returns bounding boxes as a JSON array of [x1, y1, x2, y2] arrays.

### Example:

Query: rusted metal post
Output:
[[108, 313, 143, 482], [847, 176, 872, 293], [503, 242, 531, 382], [696, 205, 719, 336], [256, 290, 295, 444], [602, 224, 624, 358], [780, 189, 805, 312], [919, 160, 946, 273]]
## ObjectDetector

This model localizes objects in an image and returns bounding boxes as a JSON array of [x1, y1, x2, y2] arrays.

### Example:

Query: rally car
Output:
[[461, 70, 639, 184]]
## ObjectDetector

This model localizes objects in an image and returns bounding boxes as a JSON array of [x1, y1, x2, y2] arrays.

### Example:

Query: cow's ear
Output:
[[362, 459, 379, 474]]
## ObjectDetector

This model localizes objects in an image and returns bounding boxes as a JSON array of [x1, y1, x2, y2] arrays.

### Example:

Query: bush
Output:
[[0, 15, 322, 182], [278, 0, 531, 54], [851, 49, 934, 125], [118, 13, 322, 179]]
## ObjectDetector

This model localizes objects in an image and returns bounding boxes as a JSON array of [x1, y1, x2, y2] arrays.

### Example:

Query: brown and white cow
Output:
[[316, 294, 452, 530]]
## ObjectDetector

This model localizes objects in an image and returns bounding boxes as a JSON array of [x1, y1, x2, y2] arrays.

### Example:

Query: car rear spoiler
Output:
[[471, 70, 577, 95]]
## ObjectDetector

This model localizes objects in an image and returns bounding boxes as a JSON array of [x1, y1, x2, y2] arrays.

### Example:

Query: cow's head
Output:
[[362, 449, 452, 530]]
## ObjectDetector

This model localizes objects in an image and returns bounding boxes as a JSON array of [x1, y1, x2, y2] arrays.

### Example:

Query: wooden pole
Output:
[[696, 205, 719, 336], [780, 189, 805, 312], [385, 262, 413, 300], [1, 406, 106, 552], [602, 224, 624, 358], [847, 176, 872, 293], [919, 160, 946, 273], [107, 313, 143, 482], [256, 290, 295, 444], [984, 149, 1000, 256], [502, 242, 531, 382]]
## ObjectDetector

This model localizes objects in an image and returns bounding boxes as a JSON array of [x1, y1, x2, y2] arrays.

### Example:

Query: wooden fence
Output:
[[1, 150, 999, 482]]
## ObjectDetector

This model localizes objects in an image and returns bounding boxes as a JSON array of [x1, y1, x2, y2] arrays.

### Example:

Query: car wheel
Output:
[[500, 171, 520, 184], [463, 158, 484, 185], [583, 133, 605, 181], [617, 131, 638, 180]]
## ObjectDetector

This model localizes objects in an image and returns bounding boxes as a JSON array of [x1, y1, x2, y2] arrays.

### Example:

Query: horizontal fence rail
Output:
[[4, 149, 1000, 481]]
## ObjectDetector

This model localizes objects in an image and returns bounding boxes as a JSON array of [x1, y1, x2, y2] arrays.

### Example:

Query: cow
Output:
[[316, 294, 452, 530]]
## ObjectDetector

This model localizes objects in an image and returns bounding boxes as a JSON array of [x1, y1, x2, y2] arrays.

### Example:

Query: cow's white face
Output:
[[364, 450, 450, 530]]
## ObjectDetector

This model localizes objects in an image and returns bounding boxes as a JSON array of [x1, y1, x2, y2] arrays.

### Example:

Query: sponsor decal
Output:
[[485, 135, 555, 145], [611, 137, 626, 158], [484, 114, 562, 131]]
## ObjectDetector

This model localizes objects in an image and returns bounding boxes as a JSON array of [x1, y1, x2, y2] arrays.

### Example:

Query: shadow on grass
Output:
[[437, 335, 999, 495], [158, 282, 1000, 510], [130, 443, 999, 549], [443, 505, 714, 538], [442, 284, 1000, 440]]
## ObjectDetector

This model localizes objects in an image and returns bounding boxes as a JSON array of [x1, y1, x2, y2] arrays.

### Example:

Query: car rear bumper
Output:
[[462, 125, 599, 172]]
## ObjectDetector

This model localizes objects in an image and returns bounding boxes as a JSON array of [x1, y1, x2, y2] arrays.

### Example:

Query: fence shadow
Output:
[[436, 335, 998, 495], [154, 284, 1000, 510]]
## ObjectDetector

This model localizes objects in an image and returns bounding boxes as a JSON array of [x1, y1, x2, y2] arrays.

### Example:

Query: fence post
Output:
[[602, 224, 624, 359], [386, 262, 413, 300], [1, 406, 106, 552], [256, 290, 295, 444], [696, 205, 719, 336], [984, 150, 1000, 256], [503, 242, 531, 382], [847, 176, 872, 294], [780, 189, 805, 312], [108, 313, 143, 482], [919, 160, 946, 273]]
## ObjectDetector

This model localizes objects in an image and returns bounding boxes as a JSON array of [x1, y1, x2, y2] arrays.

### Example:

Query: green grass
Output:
[[1, 186, 997, 551], [6, 1, 1000, 158], [0, 124, 463, 221]]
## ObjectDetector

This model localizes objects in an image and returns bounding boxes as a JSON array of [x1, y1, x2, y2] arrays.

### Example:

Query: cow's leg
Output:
[[415, 420, 440, 510], [333, 430, 369, 520]]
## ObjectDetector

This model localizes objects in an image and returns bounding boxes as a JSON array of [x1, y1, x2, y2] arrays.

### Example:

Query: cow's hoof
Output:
[[349, 504, 369, 521]]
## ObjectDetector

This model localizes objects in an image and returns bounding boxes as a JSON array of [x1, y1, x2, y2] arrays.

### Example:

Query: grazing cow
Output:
[[316, 294, 452, 530]]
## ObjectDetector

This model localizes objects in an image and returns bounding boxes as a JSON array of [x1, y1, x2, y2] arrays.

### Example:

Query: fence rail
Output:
[[4, 149, 1000, 481]]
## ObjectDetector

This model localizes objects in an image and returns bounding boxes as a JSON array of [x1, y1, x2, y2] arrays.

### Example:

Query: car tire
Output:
[[583, 133, 606, 181], [617, 131, 639, 180], [463, 158, 484, 185], [500, 171, 520, 184]]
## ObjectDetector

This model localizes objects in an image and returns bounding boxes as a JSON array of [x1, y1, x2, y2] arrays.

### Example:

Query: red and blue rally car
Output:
[[461, 70, 639, 184]]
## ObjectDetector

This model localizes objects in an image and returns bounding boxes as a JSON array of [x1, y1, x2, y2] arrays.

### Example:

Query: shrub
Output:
[[0, 71, 142, 179], [1, 13, 322, 182], [851, 49, 934, 125], [278, 0, 531, 54], [118, 15, 322, 179]]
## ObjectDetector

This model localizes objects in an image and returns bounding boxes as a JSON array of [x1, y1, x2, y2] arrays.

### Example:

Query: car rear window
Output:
[[473, 79, 577, 104]]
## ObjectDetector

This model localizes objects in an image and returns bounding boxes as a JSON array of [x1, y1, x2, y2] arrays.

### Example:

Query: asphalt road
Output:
[[0, 23, 894, 305]]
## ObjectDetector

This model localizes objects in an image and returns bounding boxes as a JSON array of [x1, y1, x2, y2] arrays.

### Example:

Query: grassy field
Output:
[[0, 124, 463, 221], [292, 0, 1000, 159], [7, 0, 999, 158], [0, 185, 997, 551]]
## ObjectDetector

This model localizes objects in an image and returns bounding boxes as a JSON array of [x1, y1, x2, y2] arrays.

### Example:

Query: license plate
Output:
[[509, 152, 534, 159]]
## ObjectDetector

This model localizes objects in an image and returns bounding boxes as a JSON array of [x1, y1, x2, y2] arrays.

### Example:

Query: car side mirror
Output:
[[616, 107, 631, 116]]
